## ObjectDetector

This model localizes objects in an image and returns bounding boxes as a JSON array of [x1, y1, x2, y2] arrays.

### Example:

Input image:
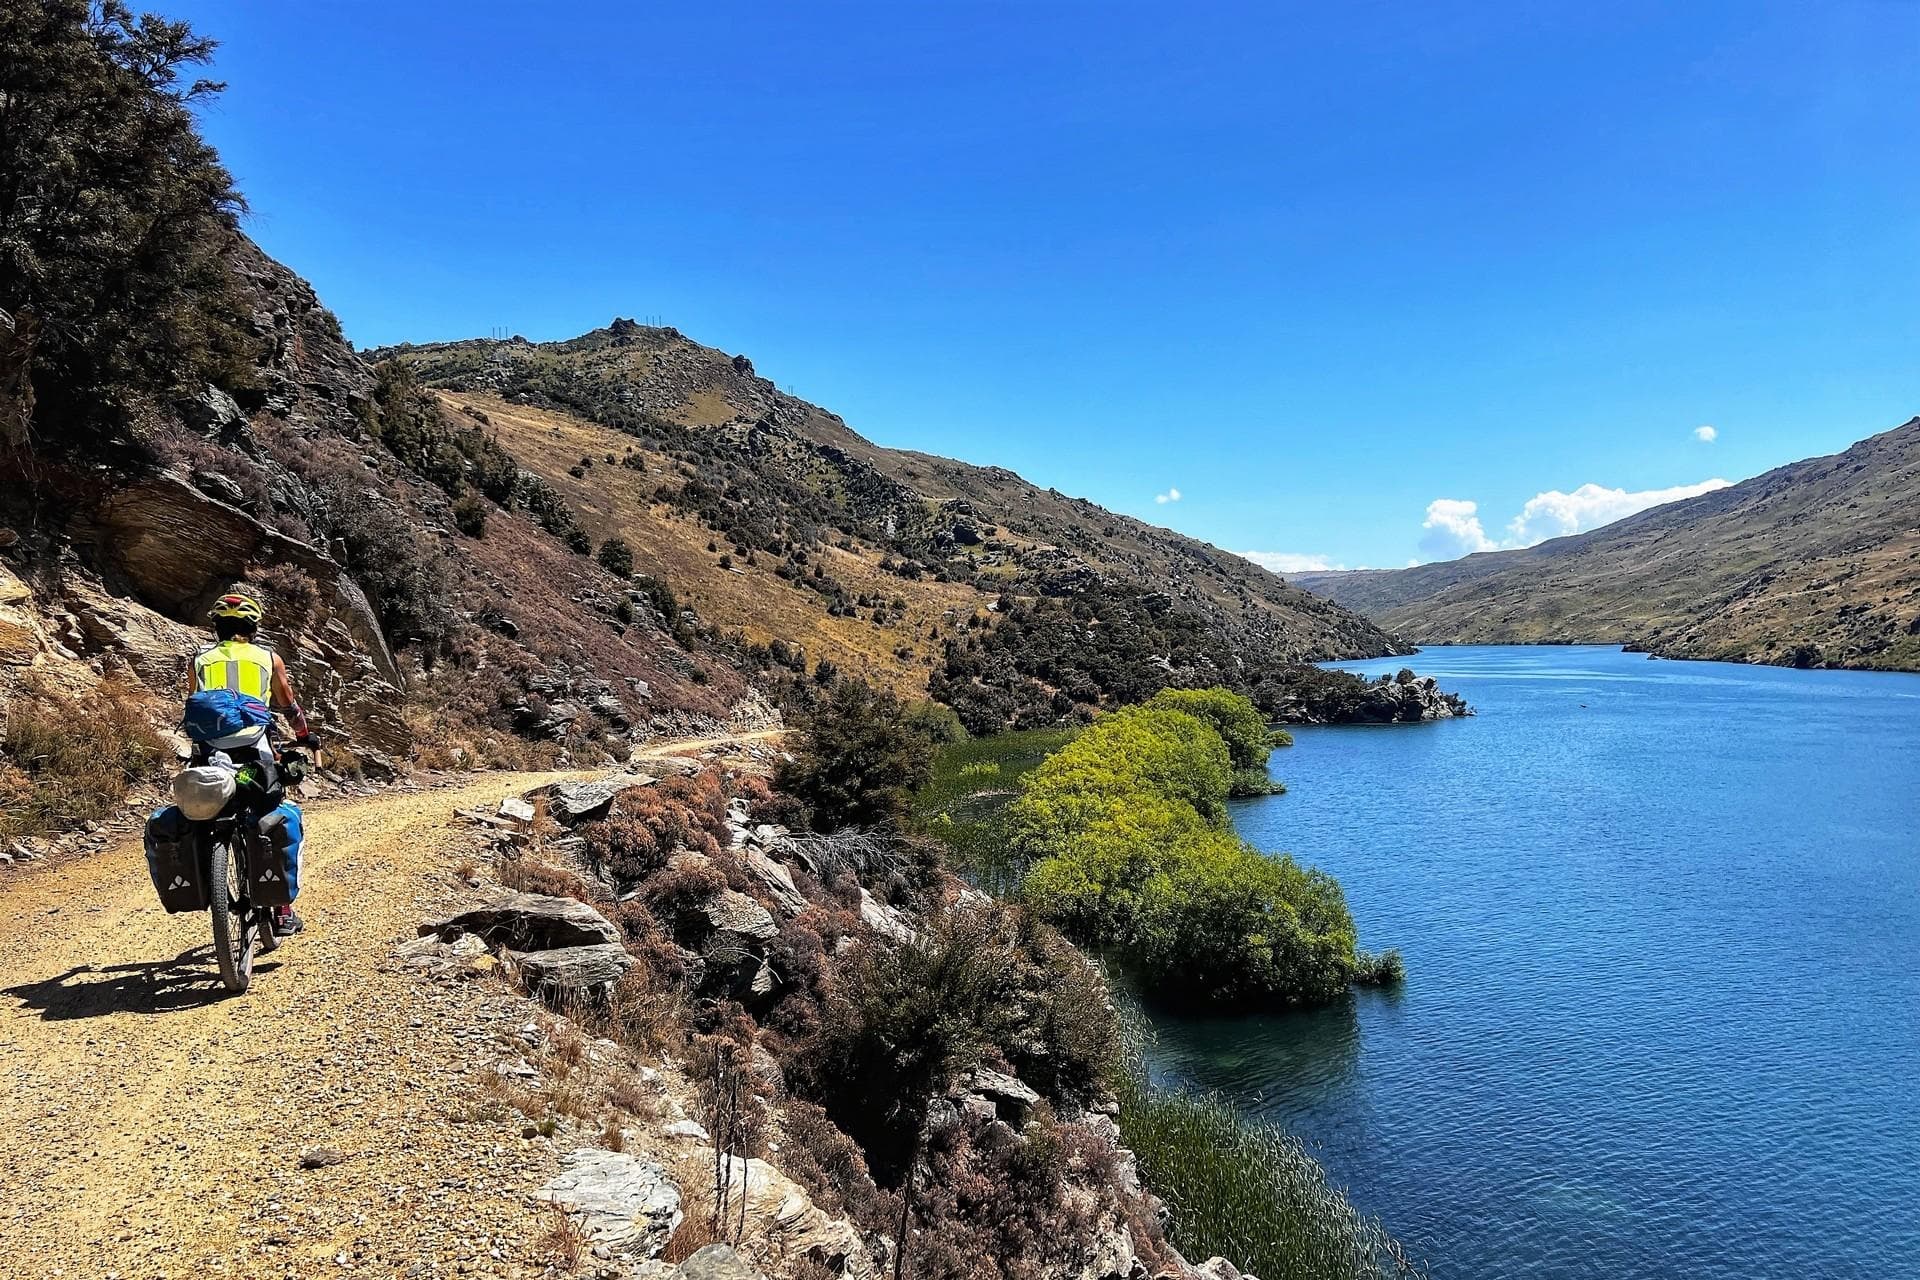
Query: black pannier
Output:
[[144, 805, 208, 914]]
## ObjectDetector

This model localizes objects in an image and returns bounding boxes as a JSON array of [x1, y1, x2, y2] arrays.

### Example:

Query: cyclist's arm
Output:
[[270, 654, 312, 740]]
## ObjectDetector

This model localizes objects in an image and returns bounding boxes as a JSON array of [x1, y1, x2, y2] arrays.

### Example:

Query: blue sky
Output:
[[174, 1, 1919, 569]]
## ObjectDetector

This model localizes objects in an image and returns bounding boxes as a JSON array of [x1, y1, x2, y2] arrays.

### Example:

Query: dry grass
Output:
[[602, 1070, 661, 1121], [540, 1203, 587, 1272], [442, 390, 982, 695], [0, 673, 170, 840], [661, 1212, 720, 1264], [578, 965, 684, 1058], [496, 852, 601, 902], [547, 1019, 588, 1076]]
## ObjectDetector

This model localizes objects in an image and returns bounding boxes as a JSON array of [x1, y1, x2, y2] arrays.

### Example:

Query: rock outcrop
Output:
[[683, 1151, 875, 1280], [422, 889, 621, 952], [547, 775, 654, 826], [511, 944, 636, 999], [537, 1149, 683, 1262]]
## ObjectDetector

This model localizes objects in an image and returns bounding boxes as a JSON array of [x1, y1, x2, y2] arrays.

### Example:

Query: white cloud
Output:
[[1238, 551, 1340, 574], [1505, 478, 1731, 545], [1419, 498, 1498, 559], [1154, 486, 1182, 504], [1410, 477, 1732, 563], [1694, 425, 1718, 443]]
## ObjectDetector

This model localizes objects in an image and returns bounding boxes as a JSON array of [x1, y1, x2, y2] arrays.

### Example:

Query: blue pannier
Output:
[[251, 801, 302, 906], [182, 688, 274, 745]]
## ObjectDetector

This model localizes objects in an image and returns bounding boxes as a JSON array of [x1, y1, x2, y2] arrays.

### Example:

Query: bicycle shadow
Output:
[[3, 945, 282, 1020]]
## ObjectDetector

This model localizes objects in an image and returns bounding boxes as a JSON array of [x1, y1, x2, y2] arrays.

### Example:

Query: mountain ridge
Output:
[[367, 321, 1443, 730], [1293, 417, 1920, 671]]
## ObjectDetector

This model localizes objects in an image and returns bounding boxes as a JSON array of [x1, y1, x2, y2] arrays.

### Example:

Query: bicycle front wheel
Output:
[[208, 838, 253, 993]]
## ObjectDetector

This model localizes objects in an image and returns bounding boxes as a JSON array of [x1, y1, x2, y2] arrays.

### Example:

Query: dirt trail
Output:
[[0, 737, 778, 1280]]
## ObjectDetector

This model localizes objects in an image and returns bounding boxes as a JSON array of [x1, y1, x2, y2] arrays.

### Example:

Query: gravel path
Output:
[[0, 768, 605, 1280]]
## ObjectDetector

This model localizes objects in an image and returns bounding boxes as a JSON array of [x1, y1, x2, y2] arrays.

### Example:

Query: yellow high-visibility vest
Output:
[[194, 639, 274, 700]]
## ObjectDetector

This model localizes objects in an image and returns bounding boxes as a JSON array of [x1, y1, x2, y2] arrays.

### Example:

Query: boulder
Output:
[[1078, 1218, 1139, 1280], [703, 889, 779, 943], [177, 384, 248, 439], [422, 889, 620, 951], [858, 889, 915, 944], [511, 944, 635, 998], [1192, 1259, 1255, 1280], [680, 1245, 766, 1280], [537, 1149, 682, 1261], [0, 564, 50, 666], [191, 470, 247, 506], [742, 847, 807, 917], [964, 1067, 1041, 1125], [497, 796, 536, 824], [548, 775, 651, 826], [686, 1152, 874, 1279]]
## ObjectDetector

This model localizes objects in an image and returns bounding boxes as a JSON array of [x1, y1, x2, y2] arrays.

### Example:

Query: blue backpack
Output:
[[182, 688, 274, 744]]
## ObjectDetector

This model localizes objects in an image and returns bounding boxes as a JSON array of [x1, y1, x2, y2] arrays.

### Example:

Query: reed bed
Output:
[[1111, 1011, 1424, 1280]]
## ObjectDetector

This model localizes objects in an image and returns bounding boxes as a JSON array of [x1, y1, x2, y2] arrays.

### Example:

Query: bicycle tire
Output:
[[208, 838, 252, 993]]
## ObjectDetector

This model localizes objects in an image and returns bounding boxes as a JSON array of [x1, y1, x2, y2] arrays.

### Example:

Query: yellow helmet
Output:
[[210, 593, 264, 625]]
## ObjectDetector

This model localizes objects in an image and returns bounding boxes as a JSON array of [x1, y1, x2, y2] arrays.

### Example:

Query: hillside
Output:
[[1293, 418, 1920, 670], [371, 325, 1427, 729]]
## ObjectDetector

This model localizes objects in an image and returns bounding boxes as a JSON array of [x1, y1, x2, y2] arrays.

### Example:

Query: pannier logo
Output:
[[166, 876, 191, 891]]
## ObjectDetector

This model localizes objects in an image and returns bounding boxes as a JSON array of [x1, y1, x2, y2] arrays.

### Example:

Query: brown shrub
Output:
[[244, 561, 321, 629], [734, 773, 806, 830], [778, 1100, 896, 1226], [581, 770, 730, 882], [497, 853, 601, 902], [905, 1113, 1101, 1280], [0, 675, 169, 840], [639, 861, 728, 937]]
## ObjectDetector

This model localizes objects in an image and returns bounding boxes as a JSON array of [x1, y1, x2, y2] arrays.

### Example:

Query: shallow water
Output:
[[1143, 645, 1920, 1280]]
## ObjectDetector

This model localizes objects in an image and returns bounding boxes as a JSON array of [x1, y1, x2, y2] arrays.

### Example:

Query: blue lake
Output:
[[1142, 645, 1920, 1280]]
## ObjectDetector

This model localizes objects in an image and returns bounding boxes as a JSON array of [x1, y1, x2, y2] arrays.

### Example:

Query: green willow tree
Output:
[[0, 1, 254, 455], [1012, 690, 1375, 1005]]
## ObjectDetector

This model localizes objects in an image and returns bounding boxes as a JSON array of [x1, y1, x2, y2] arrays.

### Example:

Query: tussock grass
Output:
[[1112, 1010, 1422, 1280], [0, 675, 169, 840]]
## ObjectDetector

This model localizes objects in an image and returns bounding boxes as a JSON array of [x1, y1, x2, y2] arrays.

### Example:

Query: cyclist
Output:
[[188, 592, 315, 936]]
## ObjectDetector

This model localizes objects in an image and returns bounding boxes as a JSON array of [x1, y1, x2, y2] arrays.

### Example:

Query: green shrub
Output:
[[776, 678, 935, 832], [901, 698, 967, 746], [799, 905, 1020, 1180], [1354, 948, 1406, 986], [314, 476, 452, 643], [452, 493, 488, 537], [1010, 690, 1381, 1006], [597, 536, 634, 577], [1146, 687, 1285, 797], [0, 3, 257, 455]]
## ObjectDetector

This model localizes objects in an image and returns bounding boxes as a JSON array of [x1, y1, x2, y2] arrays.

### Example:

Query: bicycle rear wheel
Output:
[[208, 837, 253, 993]]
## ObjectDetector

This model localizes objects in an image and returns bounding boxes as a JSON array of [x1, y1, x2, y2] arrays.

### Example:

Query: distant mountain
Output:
[[1293, 418, 1920, 671], [370, 323, 1430, 729]]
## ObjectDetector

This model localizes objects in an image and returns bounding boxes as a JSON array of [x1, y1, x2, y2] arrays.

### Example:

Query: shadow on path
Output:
[[3, 945, 280, 1020]]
